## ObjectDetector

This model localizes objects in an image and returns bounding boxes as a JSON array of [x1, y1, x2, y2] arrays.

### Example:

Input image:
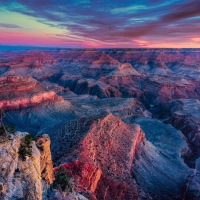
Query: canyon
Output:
[[1, 48, 200, 199]]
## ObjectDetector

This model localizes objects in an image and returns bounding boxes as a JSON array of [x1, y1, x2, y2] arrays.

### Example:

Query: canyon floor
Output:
[[1, 48, 200, 200]]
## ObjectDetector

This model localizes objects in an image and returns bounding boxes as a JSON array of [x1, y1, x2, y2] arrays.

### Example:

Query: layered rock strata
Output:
[[0, 75, 63, 110]]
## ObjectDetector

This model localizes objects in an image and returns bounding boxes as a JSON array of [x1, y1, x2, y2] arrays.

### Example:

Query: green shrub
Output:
[[53, 166, 71, 192], [24, 134, 33, 146], [19, 134, 33, 161]]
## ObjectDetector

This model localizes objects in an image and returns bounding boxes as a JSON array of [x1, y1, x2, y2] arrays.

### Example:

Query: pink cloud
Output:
[[133, 38, 200, 48], [191, 38, 200, 42], [0, 31, 83, 47]]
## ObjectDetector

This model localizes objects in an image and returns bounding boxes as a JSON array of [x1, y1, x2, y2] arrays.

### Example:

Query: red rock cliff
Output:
[[55, 114, 146, 200]]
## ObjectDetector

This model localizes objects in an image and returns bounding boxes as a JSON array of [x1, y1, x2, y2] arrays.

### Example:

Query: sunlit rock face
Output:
[[0, 75, 63, 110], [53, 114, 142, 200], [54, 161, 102, 200], [35, 134, 54, 186], [108, 63, 141, 77], [0, 132, 55, 200]]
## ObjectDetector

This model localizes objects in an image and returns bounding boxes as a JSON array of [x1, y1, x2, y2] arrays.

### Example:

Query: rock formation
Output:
[[81, 53, 120, 78], [108, 63, 141, 77], [0, 75, 63, 110], [53, 114, 142, 199], [0, 132, 54, 200], [92, 52, 119, 66], [35, 134, 54, 186]]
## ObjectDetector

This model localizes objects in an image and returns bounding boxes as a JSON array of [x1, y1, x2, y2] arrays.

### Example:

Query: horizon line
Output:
[[1, 45, 200, 50]]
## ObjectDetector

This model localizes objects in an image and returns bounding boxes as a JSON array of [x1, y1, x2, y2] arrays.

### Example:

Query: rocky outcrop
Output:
[[22, 52, 57, 64], [0, 132, 55, 200], [81, 53, 120, 78], [108, 63, 141, 77], [35, 134, 54, 186], [0, 132, 41, 200], [0, 75, 36, 92], [51, 114, 143, 199], [140, 77, 199, 105], [92, 53, 119, 66]]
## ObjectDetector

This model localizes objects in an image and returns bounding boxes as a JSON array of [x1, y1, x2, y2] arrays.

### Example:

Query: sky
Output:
[[0, 0, 200, 48]]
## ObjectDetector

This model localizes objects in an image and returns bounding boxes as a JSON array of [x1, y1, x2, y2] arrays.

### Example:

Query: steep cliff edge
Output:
[[53, 114, 143, 200], [35, 134, 54, 186], [0, 132, 54, 200]]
